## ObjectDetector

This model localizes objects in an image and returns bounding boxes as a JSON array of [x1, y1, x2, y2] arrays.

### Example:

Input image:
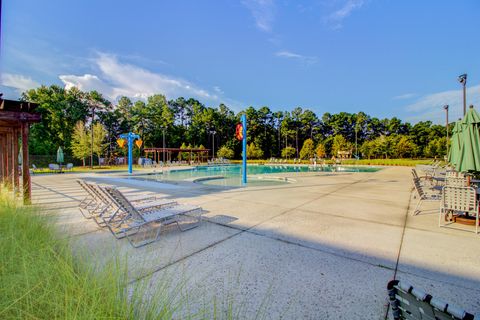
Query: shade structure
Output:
[[454, 106, 480, 173], [57, 147, 64, 164]]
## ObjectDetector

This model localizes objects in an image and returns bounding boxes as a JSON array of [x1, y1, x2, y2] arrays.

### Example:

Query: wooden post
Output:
[[1, 134, 7, 185], [21, 122, 31, 204], [6, 132, 14, 189], [13, 128, 20, 195], [0, 134, 4, 186]]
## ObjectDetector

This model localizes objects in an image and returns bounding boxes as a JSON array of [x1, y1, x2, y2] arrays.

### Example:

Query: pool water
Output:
[[134, 164, 380, 187]]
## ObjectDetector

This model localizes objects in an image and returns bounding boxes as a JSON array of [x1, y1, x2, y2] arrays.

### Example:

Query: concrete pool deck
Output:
[[31, 166, 480, 319]]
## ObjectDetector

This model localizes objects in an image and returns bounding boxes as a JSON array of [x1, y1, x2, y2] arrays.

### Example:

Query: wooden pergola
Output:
[[144, 147, 210, 163], [0, 98, 41, 204]]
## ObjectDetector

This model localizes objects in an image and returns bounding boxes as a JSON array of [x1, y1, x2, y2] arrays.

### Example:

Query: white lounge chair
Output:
[[76, 180, 175, 226], [102, 186, 203, 247], [411, 177, 441, 215]]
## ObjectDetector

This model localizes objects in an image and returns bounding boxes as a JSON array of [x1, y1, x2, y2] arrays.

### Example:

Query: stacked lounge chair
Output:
[[76, 180, 203, 247]]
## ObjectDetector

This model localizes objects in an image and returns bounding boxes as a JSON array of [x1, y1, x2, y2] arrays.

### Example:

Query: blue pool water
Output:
[[136, 164, 380, 187]]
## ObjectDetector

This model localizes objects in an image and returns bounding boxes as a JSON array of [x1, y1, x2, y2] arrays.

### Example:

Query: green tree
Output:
[[394, 135, 417, 158], [425, 137, 447, 158], [281, 147, 296, 159], [217, 146, 234, 159], [91, 123, 107, 163], [24, 85, 89, 154], [299, 139, 315, 160], [178, 142, 188, 160], [247, 143, 264, 159], [316, 143, 326, 158], [71, 121, 90, 166], [360, 140, 375, 159], [372, 135, 395, 159], [331, 135, 351, 156]]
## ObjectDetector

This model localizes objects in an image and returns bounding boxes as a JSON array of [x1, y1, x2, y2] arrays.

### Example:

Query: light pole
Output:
[[458, 74, 467, 116], [444, 105, 449, 159], [161, 127, 166, 165], [90, 105, 95, 169], [82, 94, 105, 169], [210, 130, 216, 159]]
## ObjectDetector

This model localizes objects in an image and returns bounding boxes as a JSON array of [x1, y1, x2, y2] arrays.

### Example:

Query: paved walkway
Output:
[[31, 167, 480, 319]]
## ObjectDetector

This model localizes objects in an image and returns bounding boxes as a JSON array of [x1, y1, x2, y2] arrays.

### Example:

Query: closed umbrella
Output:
[[448, 120, 463, 166], [455, 106, 480, 173], [57, 147, 64, 165], [18, 149, 23, 166]]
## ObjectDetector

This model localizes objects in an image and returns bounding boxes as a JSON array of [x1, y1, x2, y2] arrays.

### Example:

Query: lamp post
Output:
[[90, 106, 95, 168], [458, 74, 467, 116], [355, 123, 358, 159], [160, 126, 166, 165], [210, 130, 216, 159], [81, 92, 106, 169], [82, 95, 105, 169], [444, 105, 449, 159]]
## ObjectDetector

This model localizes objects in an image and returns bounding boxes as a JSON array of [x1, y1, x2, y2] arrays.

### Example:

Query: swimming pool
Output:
[[133, 164, 380, 187]]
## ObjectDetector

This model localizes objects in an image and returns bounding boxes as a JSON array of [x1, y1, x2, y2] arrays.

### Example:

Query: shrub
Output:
[[315, 143, 326, 159], [247, 142, 264, 159], [281, 147, 296, 159], [217, 146, 234, 159]]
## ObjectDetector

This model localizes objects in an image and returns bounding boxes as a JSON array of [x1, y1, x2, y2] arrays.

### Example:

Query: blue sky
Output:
[[1, 0, 479, 123]]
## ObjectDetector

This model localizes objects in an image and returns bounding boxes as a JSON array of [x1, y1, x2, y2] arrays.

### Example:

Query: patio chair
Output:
[[31, 164, 40, 174], [411, 169, 442, 191], [102, 186, 203, 247], [66, 163, 74, 171], [76, 180, 175, 224], [387, 280, 476, 320], [411, 177, 441, 215], [416, 162, 440, 178], [439, 186, 479, 234], [48, 163, 61, 173], [445, 176, 468, 187], [446, 170, 465, 178], [77, 180, 96, 217]]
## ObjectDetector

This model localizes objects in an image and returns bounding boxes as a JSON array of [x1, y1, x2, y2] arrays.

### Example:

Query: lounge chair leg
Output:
[[79, 207, 94, 219], [127, 224, 160, 248], [438, 208, 443, 228], [413, 198, 422, 216], [177, 209, 202, 231]]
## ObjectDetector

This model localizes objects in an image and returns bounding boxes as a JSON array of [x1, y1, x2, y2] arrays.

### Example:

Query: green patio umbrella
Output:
[[448, 120, 463, 166], [455, 106, 480, 173], [56, 147, 64, 164]]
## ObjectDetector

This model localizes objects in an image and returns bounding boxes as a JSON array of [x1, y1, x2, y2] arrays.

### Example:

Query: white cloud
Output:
[[59, 53, 220, 102], [275, 50, 318, 64], [403, 84, 480, 123], [325, 0, 364, 30], [213, 86, 224, 94], [392, 93, 417, 100], [242, 0, 275, 32], [0, 73, 40, 92], [60, 74, 116, 97]]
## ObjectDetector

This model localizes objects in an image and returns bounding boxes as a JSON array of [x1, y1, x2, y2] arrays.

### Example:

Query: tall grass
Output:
[[0, 193, 175, 319], [0, 191, 280, 319]]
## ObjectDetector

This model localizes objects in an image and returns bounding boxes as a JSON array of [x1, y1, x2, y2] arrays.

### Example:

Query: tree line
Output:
[[23, 85, 449, 164]]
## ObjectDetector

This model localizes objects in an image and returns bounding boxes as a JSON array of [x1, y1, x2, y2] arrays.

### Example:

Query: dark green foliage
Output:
[[24, 85, 448, 160]]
